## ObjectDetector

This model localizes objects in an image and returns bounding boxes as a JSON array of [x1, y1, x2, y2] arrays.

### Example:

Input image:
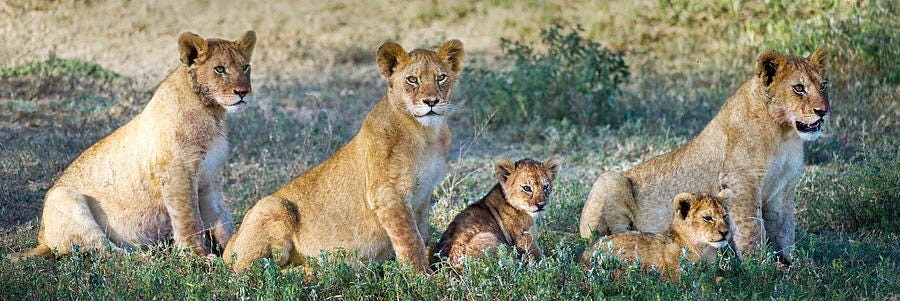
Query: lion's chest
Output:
[[412, 153, 446, 206], [199, 135, 229, 183], [761, 138, 803, 206]]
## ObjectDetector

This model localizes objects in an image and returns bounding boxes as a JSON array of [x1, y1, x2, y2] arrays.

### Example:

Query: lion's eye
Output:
[[214, 66, 226, 74], [436, 74, 447, 82], [792, 84, 805, 95], [522, 185, 533, 193], [542, 184, 550, 192], [723, 214, 729, 220], [703, 216, 714, 223], [819, 82, 827, 92], [242, 65, 251, 73], [406, 76, 419, 85]]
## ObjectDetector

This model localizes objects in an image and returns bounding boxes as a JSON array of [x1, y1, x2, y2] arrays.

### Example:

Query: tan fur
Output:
[[223, 40, 465, 272], [580, 192, 730, 281], [579, 46, 830, 265], [9, 31, 256, 261], [431, 158, 559, 267]]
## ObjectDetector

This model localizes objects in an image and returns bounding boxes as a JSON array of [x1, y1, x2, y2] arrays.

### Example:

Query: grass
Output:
[[1, 0, 898, 299]]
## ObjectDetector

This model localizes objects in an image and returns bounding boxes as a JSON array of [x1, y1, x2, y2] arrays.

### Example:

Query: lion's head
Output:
[[756, 46, 830, 141], [671, 192, 730, 249], [178, 30, 256, 114], [495, 157, 560, 218], [376, 39, 465, 127]]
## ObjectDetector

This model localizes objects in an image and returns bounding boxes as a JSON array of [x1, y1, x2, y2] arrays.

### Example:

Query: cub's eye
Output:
[[703, 216, 714, 223], [792, 84, 805, 95], [522, 185, 533, 193], [214, 66, 226, 74], [406, 76, 419, 85], [435, 74, 447, 82], [242, 65, 251, 73]]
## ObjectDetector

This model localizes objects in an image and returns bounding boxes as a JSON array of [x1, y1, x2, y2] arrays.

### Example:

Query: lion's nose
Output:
[[234, 89, 250, 99], [814, 107, 828, 117], [535, 200, 547, 210], [422, 98, 439, 107]]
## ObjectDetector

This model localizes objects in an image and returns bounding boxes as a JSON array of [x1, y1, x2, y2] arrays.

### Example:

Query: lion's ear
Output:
[[178, 32, 208, 66], [673, 193, 695, 220], [495, 158, 515, 183], [438, 39, 465, 74], [543, 156, 560, 181], [237, 30, 257, 59], [376, 42, 408, 79], [756, 50, 785, 87], [807, 45, 827, 76]]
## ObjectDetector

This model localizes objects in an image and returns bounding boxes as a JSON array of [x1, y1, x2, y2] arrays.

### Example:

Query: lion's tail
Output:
[[8, 244, 53, 262]]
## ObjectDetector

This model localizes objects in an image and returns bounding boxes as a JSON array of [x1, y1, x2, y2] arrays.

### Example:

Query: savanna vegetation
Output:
[[1, 0, 897, 299]]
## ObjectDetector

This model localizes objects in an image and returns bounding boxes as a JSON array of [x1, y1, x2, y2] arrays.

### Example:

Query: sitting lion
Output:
[[10, 30, 256, 261], [579, 46, 829, 266], [223, 40, 466, 272], [431, 157, 559, 267], [580, 191, 730, 281]]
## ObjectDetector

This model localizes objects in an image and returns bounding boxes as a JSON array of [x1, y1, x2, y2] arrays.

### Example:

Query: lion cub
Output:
[[432, 157, 559, 266], [10, 30, 255, 261], [580, 191, 730, 281]]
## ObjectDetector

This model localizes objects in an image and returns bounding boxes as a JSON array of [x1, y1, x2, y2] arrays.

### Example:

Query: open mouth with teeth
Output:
[[795, 119, 822, 133]]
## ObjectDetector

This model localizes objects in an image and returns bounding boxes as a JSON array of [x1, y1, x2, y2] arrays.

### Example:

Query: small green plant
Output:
[[799, 142, 900, 233], [2, 53, 120, 80], [462, 23, 629, 127]]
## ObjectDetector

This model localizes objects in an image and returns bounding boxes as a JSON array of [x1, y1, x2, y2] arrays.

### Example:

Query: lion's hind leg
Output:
[[11, 187, 123, 261], [579, 172, 636, 239], [224, 196, 300, 271]]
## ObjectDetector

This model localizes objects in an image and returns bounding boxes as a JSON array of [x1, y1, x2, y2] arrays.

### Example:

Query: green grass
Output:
[[1, 0, 898, 299]]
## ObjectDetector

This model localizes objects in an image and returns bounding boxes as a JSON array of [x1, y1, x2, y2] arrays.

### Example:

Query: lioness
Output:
[[579, 46, 829, 266], [580, 192, 729, 281], [223, 40, 465, 272], [10, 30, 256, 260], [431, 157, 559, 267]]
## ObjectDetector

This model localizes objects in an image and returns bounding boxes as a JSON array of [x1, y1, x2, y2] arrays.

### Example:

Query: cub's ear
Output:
[[237, 30, 257, 59], [756, 50, 786, 87], [437, 39, 465, 74], [179, 32, 209, 66], [542, 156, 560, 181], [673, 193, 695, 220], [807, 45, 827, 76], [495, 158, 515, 184], [376, 42, 408, 79]]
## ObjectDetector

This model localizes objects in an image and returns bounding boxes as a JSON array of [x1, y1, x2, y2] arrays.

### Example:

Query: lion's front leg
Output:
[[160, 165, 207, 256], [369, 186, 428, 272], [720, 170, 767, 262], [764, 186, 796, 266], [199, 182, 234, 255]]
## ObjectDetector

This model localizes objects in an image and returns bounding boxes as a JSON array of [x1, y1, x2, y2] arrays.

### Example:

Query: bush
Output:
[[461, 24, 629, 127], [799, 142, 900, 234]]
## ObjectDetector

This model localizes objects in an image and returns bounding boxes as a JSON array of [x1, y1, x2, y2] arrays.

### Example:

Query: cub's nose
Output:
[[422, 98, 439, 107], [814, 107, 828, 117], [535, 201, 547, 210], [234, 89, 250, 99]]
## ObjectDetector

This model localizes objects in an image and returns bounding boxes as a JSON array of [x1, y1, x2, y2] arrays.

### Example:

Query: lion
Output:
[[9, 30, 256, 261], [222, 40, 465, 272], [431, 157, 559, 267], [579, 46, 829, 266], [580, 191, 730, 281]]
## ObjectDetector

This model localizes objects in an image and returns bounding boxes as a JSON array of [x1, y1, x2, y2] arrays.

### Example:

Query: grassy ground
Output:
[[1, 0, 898, 299]]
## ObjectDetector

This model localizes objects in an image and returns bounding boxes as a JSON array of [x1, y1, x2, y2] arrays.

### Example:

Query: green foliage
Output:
[[799, 143, 900, 233], [461, 23, 629, 127], [760, 0, 899, 84], [2, 53, 120, 80]]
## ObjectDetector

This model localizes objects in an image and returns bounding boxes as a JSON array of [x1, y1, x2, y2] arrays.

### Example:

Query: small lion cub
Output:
[[432, 157, 559, 266], [580, 191, 730, 281]]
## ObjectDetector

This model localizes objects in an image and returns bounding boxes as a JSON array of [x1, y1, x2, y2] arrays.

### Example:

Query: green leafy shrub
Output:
[[2, 53, 120, 80], [461, 24, 629, 127], [799, 143, 900, 233]]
